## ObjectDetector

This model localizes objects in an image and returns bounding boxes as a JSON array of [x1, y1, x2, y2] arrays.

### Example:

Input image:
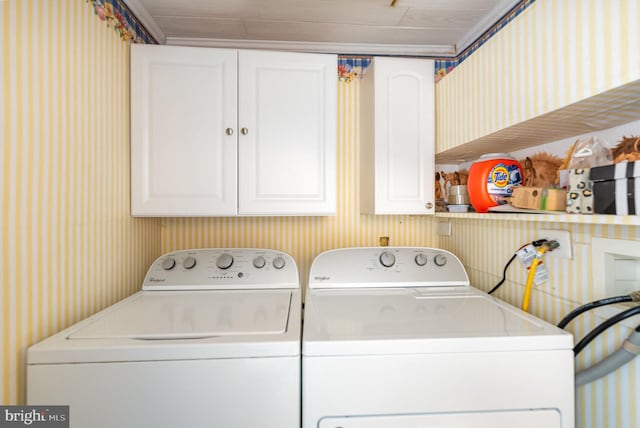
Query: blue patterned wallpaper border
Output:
[[434, 0, 536, 82], [89, 0, 533, 80], [87, 0, 156, 44], [338, 57, 372, 83]]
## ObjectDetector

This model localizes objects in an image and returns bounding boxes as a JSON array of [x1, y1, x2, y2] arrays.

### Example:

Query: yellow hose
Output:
[[522, 247, 547, 312]]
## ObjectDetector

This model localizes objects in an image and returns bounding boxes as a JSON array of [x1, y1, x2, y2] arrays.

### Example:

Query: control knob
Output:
[[415, 253, 428, 266], [434, 253, 447, 267], [379, 251, 396, 268], [161, 258, 176, 270], [183, 256, 197, 270], [216, 253, 234, 270], [253, 256, 266, 269], [272, 256, 286, 270]]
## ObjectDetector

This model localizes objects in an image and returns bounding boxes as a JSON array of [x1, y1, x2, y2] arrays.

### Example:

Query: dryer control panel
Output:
[[143, 248, 299, 290], [308, 247, 470, 289]]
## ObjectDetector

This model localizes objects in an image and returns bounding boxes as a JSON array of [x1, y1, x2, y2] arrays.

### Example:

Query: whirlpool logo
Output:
[[0, 406, 68, 427]]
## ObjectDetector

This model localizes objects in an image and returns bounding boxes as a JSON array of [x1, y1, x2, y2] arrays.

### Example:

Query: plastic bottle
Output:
[[467, 153, 523, 213]]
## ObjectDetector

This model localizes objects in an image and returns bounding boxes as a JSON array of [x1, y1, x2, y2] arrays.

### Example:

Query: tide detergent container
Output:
[[468, 153, 523, 213]]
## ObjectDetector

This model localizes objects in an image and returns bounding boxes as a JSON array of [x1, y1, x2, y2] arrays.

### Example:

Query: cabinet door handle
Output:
[[225, 128, 234, 136], [241, 127, 249, 135], [425, 202, 433, 209]]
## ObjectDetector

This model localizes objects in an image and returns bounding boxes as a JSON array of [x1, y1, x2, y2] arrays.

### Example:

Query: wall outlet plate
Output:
[[437, 221, 451, 236], [538, 229, 572, 259]]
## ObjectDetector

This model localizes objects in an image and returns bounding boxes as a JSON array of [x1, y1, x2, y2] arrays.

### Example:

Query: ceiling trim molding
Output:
[[122, 0, 166, 44], [165, 37, 456, 57], [455, 0, 521, 53]]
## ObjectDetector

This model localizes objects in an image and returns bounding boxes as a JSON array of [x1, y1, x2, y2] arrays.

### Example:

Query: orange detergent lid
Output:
[[467, 153, 523, 213]]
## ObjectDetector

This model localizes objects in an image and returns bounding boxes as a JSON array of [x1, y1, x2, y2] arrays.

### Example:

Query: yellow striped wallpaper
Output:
[[436, 0, 640, 153], [161, 80, 438, 287], [435, 0, 640, 425], [440, 220, 640, 428], [3, 1, 639, 427], [0, 0, 161, 405]]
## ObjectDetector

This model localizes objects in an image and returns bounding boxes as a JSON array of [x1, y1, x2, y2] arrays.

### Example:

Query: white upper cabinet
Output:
[[238, 50, 336, 215], [131, 45, 238, 216], [359, 57, 435, 215], [131, 45, 336, 216]]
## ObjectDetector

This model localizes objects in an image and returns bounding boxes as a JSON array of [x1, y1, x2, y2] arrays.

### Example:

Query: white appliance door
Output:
[[304, 288, 572, 355], [69, 290, 292, 340], [29, 290, 301, 364], [319, 410, 561, 428]]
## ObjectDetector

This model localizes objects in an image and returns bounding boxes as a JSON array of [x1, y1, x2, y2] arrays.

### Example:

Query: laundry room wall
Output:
[[436, 1, 640, 426], [0, 0, 161, 405], [436, 0, 640, 152], [161, 80, 438, 287], [439, 219, 640, 427]]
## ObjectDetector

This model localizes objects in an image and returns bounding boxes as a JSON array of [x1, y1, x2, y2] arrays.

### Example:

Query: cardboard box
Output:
[[543, 188, 567, 211], [589, 161, 640, 215], [511, 187, 566, 211], [511, 187, 542, 210]]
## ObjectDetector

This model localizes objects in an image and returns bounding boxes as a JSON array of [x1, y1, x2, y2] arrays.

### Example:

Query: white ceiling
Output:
[[124, 0, 521, 56]]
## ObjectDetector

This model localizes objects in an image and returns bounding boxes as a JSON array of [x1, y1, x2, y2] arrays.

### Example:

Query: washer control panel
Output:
[[143, 248, 299, 290], [308, 247, 470, 289]]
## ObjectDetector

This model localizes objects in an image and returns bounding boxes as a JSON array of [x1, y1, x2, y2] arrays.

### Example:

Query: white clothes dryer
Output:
[[302, 247, 575, 428], [28, 248, 301, 428]]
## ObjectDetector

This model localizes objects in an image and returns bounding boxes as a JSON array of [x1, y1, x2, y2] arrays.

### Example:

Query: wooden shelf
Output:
[[435, 211, 640, 226], [435, 79, 640, 164]]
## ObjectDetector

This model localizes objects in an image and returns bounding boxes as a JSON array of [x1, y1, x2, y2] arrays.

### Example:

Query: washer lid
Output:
[[302, 287, 573, 356], [69, 290, 292, 340], [29, 290, 300, 364]]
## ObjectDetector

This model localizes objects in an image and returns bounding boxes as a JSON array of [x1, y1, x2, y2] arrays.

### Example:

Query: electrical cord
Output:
[[488, 239, 548, 295], [574, 304, 640, 356], [488, 254, 517, 295], [557, 292, 640, 329]]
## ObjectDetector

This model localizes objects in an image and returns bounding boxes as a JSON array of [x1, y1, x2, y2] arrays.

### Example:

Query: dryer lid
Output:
[[302, 287, 573, 356], [68, 290, 292, 340]]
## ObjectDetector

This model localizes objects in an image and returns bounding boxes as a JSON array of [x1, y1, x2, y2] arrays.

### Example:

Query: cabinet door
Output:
[[361, 58, 434, 215], [131, 45, 237, 216], [237, 50, 337, 215]]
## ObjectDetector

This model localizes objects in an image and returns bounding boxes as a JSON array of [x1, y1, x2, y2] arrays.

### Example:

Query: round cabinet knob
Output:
[[379, 251, 396, 268], [241, 127, 249, 135], [216, 253, 234, 270], [272, 256, 286, 270], [225, 128, 234, 135], [183, 256, 197, 270], [415, 253, 428, 266], [434, 253, 447, 267], [253, 256, 266, 269], [161, 258, 176, 270]]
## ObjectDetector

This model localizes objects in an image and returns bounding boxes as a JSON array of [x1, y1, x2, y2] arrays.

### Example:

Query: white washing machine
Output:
[[302, 247, 575, 428], [28, 248, 301, 428]]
